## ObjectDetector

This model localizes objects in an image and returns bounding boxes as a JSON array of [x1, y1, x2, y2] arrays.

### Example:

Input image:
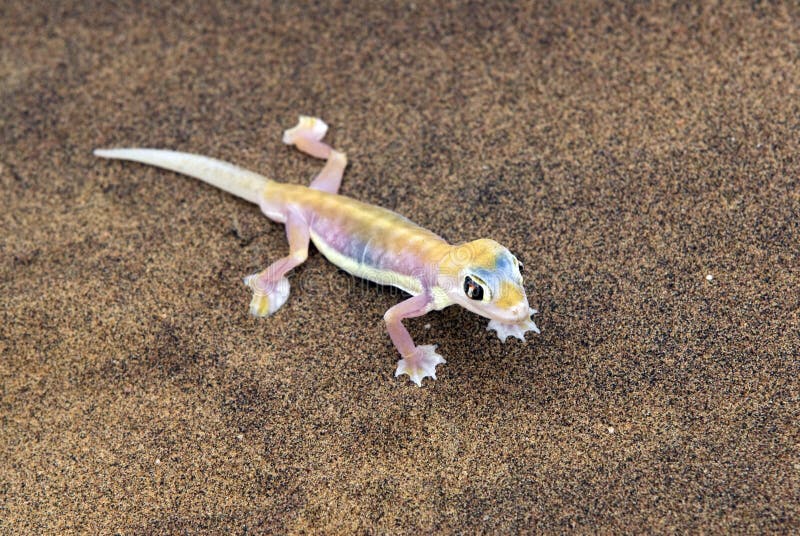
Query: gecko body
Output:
[[95, 116, 539, 386]]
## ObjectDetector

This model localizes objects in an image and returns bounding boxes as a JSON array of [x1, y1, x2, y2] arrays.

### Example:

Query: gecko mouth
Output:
[[506, 302, 532, 323]]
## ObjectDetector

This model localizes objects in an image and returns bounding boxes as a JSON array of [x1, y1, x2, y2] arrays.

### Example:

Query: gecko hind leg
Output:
[[282, 115, 347, 194], [244, 211, 310, 317]]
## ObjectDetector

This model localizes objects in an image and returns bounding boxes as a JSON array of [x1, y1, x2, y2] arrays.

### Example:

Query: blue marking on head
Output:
[[470, 249, 520, 296]]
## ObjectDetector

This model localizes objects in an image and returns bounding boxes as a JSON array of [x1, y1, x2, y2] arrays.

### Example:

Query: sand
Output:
[[2, 1, 798, 533]]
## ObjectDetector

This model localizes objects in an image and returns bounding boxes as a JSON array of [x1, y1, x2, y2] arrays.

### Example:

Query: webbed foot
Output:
[[487, 308, 541, 342], [244, 275, 290, 317], [395, 345, 446, 387], [282, 116, 328, 145]]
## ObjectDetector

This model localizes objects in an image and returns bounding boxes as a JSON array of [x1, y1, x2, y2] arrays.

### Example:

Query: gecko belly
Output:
[[309, 230, 423, 296]]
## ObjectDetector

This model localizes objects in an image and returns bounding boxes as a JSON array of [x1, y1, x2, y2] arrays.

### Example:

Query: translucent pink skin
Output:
[[262, 183, 448, 281], [94, 116, 539, 386], [256, 119, 458, 386]]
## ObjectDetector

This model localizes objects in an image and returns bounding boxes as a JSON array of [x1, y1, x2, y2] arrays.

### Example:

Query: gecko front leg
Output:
[[383, 293, 445, 386], [487, 308, 541, 342]]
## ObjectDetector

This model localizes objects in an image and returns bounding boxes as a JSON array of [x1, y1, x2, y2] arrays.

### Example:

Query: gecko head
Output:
[[438, 239, 532, 323]]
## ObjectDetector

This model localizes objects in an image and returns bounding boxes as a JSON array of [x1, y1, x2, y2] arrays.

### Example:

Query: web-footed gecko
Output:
[[95, 116, 540, 386]]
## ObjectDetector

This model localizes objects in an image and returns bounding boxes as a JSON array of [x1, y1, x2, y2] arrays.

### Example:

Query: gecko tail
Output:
[[93, 148, 270, 205]]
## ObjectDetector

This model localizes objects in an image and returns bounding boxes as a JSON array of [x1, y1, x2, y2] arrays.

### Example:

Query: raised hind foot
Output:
[[282, 115, 347, 194], [244, 274, 290, 317], [283, 116, 328, 145], [395, 345, 446, 387]]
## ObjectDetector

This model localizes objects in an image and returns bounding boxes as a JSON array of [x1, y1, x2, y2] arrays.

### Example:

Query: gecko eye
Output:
[[463, 276, 484, 301], [512, 256, 523, 276]]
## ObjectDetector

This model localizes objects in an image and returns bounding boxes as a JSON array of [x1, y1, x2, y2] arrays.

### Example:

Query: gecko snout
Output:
[[508, 302, 529, 321]]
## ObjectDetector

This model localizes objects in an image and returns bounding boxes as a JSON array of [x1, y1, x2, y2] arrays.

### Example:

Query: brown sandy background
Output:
[[2, 1, 799, 533]]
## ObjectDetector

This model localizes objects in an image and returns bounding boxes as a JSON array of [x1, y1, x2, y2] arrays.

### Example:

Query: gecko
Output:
[[94, 116, 540, 386]]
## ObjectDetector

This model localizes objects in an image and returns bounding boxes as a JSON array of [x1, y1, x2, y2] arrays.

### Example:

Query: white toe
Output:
[[488, 313, 541, 342], [395, 345, 445, 387]]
